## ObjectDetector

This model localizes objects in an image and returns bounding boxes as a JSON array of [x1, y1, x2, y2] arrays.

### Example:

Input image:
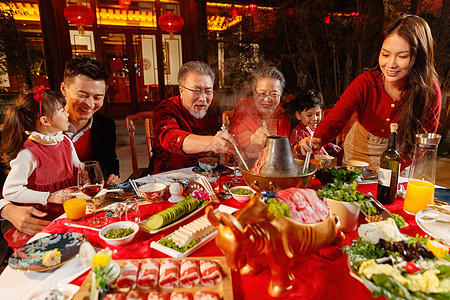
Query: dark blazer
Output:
[[91, 113, 120, 177]]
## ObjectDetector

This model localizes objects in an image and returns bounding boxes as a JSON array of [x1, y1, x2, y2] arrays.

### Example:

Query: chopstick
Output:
[[221, 124, 249, 171], [305, 126, 330, 157], [130, 179, 143, 198], [198, 176, 220, 203], [302, 130, 314, 174], [63, 222, 101, 231]]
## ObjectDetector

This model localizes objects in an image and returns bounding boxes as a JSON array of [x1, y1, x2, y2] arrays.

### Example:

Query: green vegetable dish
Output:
[[159, 237, 198, 253], [344, 228, 450, 299], [232, 188, 253, 195], [105, 227, 134, 239], [317, 180, 377, 216]]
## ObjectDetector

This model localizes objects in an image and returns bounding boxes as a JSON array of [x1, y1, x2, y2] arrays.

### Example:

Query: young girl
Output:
[[289, 90, 341, 156], [1, 86, 81, 248]]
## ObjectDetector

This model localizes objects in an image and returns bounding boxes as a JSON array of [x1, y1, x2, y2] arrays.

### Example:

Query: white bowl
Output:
[[230, 186, 255, 203], [99, 221, 139, 246], [346, 160, 369, 172], [325, 198, 360, 232], [139, 182, 167, 203]]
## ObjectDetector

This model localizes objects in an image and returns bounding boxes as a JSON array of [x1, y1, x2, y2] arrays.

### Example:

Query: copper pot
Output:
[[240, 159, 317, 192]]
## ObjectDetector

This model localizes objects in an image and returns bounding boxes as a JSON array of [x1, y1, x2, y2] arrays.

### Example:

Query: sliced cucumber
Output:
[[146, 214, 165, 230]]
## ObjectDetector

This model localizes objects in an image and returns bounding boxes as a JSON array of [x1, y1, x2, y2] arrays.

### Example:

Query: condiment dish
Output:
[[346, 160, 369, 172], [230, 186, 255, 203], [99, 221, 139, 247], [139, 182, 167, 203], [198, 157, 219, 171]]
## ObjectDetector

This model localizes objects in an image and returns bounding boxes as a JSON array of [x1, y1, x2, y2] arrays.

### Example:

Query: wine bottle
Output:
[[377, 123, 401, 204]]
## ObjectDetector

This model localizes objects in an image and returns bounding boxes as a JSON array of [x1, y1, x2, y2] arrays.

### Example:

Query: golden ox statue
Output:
[[206, 196, 344, 298]]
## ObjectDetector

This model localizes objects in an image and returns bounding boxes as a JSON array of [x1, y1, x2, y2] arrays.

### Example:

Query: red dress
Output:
[[148, 96, 219, 174], [5, 137, 77, 249]]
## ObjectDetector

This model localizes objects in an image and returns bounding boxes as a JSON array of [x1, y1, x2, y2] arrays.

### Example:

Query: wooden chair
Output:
[[125, 111, 155, 173]]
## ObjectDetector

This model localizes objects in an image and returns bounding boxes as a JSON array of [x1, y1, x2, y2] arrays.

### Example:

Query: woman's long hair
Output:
[[0, 89, 66, 166], [381, 15, 439, 154]]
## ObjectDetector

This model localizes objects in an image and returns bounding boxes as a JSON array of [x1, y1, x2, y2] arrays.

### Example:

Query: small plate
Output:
[[416, 208, 450, 244], [192, 164, 231, 176], [8, 232, 87, 272], [50, 283, 80, 300]]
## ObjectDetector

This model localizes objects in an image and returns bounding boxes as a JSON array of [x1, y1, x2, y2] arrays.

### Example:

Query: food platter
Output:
[[138, 204, 208, 234], [416, 208, 450, 244], [72, 257, 233, 300], [8, 233, 87, 272], [151, 230, 218, 258]]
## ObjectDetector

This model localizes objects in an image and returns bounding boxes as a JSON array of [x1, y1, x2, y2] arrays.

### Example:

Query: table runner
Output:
[[35, 176, 425, 300]]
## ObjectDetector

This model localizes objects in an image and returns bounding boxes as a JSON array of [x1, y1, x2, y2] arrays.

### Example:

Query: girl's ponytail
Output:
[[1, 92, 40, 166]]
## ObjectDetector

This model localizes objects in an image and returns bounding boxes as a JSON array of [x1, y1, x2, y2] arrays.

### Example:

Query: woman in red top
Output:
[[297, 15, 441, 168], [230, 67, 291, 160]]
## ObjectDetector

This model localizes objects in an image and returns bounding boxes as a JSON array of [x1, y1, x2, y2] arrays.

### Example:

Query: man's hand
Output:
[[210, 131, 237, 154], [249, 127, 271, 147], [105, 174, 121, 187], [1, 204, 50, 236]]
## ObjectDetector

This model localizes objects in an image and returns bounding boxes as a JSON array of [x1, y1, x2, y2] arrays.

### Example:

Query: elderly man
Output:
[[148, 61, 237, 174], [0, 58, 120, 236]]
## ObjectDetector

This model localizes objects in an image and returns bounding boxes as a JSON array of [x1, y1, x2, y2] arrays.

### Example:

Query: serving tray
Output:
[[73, 257, 233, 300]]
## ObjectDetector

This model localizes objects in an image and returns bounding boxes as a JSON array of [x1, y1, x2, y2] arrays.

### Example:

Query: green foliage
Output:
[[0, 2, 43, 89]]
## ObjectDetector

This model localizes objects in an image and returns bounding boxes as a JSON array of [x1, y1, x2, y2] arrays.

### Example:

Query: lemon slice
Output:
[[426, 240, 449, 258]]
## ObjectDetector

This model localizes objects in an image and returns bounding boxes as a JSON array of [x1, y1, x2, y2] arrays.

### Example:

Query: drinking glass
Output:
[[78, 161, 106, 227], [206, 170, 220, 193], [63, 186, 86, 223], [125, 198, 140, 223]]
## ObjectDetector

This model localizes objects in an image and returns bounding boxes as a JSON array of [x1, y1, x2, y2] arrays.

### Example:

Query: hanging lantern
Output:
[[63, 4, 95, 34], [119, 0, 132, 10], [158, 13, 184, 39], [249, 4, 257, 12], [232, 7, 238, 18]]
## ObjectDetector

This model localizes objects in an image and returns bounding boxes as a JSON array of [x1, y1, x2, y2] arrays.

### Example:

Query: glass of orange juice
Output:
[[63, 187, 87, 222], [403, 180, 435, 215]]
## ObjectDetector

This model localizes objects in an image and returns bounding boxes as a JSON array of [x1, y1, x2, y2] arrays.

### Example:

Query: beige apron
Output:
[[343, 121, 388, 168]]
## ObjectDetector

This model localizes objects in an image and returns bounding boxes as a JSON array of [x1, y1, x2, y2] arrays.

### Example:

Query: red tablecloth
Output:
[[42, 177, 421, 300]]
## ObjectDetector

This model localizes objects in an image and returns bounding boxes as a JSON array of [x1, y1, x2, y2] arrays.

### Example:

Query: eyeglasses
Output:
[[255, 91, 281, 100], [180, 85, 214, 96]]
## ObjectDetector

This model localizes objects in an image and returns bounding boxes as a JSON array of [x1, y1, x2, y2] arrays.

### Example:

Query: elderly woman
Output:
[[230, 67, 291, 159]]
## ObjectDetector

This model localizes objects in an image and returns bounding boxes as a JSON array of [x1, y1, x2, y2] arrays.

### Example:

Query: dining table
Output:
[[0, 167, 441, 300]]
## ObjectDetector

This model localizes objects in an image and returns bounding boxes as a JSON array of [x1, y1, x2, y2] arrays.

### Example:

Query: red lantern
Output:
[[119, 0, 132, 10], [63, 4, 95, 34], [249, 4, 257, 12], [158, 13, 184, 39]]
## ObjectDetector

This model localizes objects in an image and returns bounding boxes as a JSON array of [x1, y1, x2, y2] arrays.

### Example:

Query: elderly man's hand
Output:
[[105, 174, 121, 187], [211, 131, 237, 154], [1, 204, 50, 236], [250, 127, 271, 146], [294, 136, 323, 156]]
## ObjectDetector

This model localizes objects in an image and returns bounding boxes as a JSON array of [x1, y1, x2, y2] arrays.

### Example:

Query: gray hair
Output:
[[177, 61, 215, 85], [251, 67, 285, 91]]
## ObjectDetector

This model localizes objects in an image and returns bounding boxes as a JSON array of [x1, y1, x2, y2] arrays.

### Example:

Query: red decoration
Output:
[[63, 4, 95, 34], [232, 7, 238, 18], [249, 4, 257, 12], [158, 13, 184, 39]]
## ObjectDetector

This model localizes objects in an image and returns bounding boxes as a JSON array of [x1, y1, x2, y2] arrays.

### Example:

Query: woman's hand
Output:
[[1, 204, 50, 235], [294, 136, 323, 156], [250, 127, 271, 146]]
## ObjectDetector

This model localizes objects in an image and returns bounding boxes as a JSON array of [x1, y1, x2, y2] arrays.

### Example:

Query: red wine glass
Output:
[[78, 161, 106, 227]]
